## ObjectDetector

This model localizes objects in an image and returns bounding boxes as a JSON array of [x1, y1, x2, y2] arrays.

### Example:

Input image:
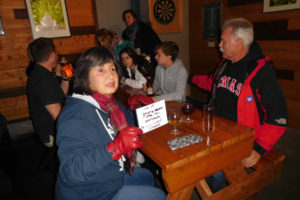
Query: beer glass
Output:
[[168, 111, 182, 135], [202, 104, 215, 145]]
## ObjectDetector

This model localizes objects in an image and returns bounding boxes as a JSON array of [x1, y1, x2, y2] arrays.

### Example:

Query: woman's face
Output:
[[121, 52, 134, 68], [89, 60, 119, 97]]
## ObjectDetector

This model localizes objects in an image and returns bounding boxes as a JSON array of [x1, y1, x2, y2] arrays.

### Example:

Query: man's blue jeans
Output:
[[112, 168, 166, 200]]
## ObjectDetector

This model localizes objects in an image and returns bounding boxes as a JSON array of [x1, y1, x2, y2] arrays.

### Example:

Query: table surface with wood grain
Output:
[[116, 86, 255, 200]]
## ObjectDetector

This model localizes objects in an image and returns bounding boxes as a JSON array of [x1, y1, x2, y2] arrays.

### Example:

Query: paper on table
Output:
[[136, 100, 168, 134]]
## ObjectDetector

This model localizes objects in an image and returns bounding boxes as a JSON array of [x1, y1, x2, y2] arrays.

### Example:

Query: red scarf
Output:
[[92, 92, 135, 175], [92, 92, 128, 131]]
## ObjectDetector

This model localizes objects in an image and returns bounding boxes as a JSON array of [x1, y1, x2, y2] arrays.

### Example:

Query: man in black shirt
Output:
[[27, 38, 69, 147]]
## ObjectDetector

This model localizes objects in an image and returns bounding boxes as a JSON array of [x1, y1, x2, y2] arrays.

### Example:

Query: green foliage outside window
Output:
[[31, 0, 65, 28], [270, 0, 297, 6]]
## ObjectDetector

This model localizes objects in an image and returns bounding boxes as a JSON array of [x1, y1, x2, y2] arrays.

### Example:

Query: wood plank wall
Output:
[[189, 0, 300, 129], [0, 0, 97, 122]]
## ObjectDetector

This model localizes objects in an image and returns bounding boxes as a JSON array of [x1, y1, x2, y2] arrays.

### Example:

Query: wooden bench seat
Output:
[[196, 150, 285, 200]]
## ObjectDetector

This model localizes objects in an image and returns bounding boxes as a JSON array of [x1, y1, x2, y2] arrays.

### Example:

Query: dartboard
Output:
[[153, 0, 176, 25]]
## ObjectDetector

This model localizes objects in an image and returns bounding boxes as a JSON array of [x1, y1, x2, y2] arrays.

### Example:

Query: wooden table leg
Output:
[[166, 184, 195, 200], [195, 179, 213, 198], [222, 161, 248, 184], [195, 162, 249, 200]]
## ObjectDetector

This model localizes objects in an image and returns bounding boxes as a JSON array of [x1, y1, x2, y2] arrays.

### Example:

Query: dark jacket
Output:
[[56, 94, 134, 200], [190, 42, 288, 155], [122, 21, 161, 66]]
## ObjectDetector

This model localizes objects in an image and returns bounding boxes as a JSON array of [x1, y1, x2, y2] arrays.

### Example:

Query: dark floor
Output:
[[2, 121, 300, 200], [0, 133, 57, 200], [257, 127, 300, 200]]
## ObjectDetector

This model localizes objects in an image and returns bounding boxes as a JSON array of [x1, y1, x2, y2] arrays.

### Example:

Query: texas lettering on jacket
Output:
[[217, 75, 243, 97]]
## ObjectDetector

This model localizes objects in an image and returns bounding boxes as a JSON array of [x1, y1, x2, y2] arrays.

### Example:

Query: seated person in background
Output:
[[120, 47, 153, 89], [95, 28, 130, 62], [26, 37, 69, 147], [112, 31, 131, 60], [95, 28, 114, 48], [122, 9, 161, 68], [55, 46, 165, 200], [95, 28, 127, 80], [151, 41, 187, 102]]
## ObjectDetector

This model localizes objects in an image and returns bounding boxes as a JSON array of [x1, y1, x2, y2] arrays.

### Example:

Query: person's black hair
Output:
[[25, 61, 35, 77], [119, 47, 153, 79], [73, 47, 115, 95], [27, 37, 56, 63], [122, 9, 137, 21], [120, 47, 138, 65]]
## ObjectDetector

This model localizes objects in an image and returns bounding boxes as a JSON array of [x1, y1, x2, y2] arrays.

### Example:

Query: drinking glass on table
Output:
[[168, 111, 182, 135], [202, 104, 215, 145], [181, 101, 195, 123]]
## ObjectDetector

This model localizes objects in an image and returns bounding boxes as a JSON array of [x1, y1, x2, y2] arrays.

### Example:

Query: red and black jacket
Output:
[[189, 43, 288, 155]]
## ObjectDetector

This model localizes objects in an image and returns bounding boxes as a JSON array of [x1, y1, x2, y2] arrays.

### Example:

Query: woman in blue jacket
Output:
[[55, 47, 165, 200]]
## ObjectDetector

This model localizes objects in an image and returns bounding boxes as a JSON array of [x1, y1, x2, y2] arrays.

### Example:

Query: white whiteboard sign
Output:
[[136, 100, 168, 133]]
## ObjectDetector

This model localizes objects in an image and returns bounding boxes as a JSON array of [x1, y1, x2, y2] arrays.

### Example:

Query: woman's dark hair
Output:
[[120, 47, 138, 65], [122, 9, 137, 21], [119, 47, 153, 79], [28, 37, 56, 63], [155, 41, 179, 62], [73, 47, 115, 95]]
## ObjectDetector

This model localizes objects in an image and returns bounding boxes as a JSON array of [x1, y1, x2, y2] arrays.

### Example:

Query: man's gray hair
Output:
[[221, 18, 254, 48]]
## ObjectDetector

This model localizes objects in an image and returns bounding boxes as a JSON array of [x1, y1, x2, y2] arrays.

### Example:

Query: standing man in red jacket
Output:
[[189, 18, 288, 168]]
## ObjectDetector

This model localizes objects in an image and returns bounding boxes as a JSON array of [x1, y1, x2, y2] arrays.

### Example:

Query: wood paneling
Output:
[[254, 20, 300, 40], [274, 69, 294, 81], [288, 18, 300, 30], [13, 9, 28, 19], [70, 26, 96, 35], [189, 0, 300, 129], [0, 95, 29, 121], [0, 0, 97, 121], [228, 0, 261, 7], [0, 87, 26, 99]]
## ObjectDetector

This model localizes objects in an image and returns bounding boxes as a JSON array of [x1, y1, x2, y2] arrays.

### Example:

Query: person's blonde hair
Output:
[[221, 18, 254, 48], [95, 28, 114, 47]]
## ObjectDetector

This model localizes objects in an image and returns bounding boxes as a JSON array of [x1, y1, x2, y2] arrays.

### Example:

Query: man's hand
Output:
[[242, 150, 261, 168], [142, 83, 147, 92], [151, 96, 157, 102]]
